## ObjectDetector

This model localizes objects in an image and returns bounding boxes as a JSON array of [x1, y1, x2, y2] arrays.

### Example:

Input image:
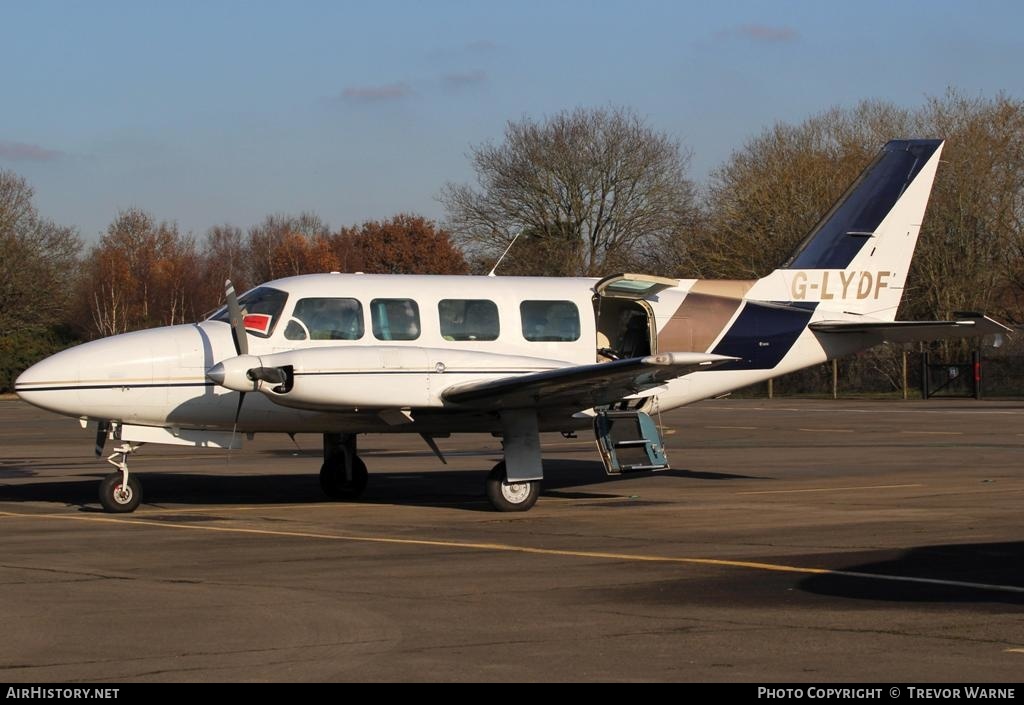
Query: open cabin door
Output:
[[593, 273, 677, 361], [592, 274, 677, 475]]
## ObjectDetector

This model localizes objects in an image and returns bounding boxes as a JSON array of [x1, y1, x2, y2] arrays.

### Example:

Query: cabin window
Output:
[[286, 297, 364, 340], [371, 298, 420, 341], [520, 300, 581, 342], [209, 286, 288, 339], [438, 299, 499, 341]]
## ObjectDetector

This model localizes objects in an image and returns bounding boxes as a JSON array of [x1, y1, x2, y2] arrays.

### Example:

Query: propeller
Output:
[[212, 280, 290, 449], [225, 279, 248, 357], [223, 279, 251, 442]]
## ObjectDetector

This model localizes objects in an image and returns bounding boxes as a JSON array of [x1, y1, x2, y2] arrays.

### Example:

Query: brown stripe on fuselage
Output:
[[657, 280, 755, 353]]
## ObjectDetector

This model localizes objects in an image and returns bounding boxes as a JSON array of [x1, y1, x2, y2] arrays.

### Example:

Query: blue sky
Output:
[[2, 0, 1022, 241]]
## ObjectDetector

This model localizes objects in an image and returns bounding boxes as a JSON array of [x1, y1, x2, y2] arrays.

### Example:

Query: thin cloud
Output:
[[717, 24, 800, 44], [465, 39, 497, 52], [735, 24, 800, 43], [0, 140, 63, 162], [442, 70, 488, 88], [341, 82, 412, 103], [426, 39, 497, 61]]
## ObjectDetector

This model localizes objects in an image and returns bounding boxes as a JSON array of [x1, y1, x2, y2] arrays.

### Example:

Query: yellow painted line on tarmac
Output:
[[1005, 648, 1024, 654], [136, 493, 624, 514], [135, 502, 373, 515], [797, 428, 855, 433], [738, 484, 924, 496], [900, 431, 963, 436], [706, 425, 758, 430], [2, 509, 1024, 596]]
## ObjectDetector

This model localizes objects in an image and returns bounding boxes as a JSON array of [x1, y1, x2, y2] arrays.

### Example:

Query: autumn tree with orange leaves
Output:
[[335, 214, 467, 274], [78, 209, 203, 337]]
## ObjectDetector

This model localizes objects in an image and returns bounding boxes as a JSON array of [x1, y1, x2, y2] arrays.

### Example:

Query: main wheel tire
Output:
[[320, 455, 368, 500], [99, 472, 142, 513], [485, 461, 539, 512]]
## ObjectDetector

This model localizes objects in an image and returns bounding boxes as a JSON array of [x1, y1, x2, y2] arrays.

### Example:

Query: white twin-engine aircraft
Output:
[[15, 139, 1008, 513]]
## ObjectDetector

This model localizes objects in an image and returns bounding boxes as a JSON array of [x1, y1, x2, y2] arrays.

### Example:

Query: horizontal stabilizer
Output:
[[810, 315, 1010, 344], [441, 352, 737, 411]]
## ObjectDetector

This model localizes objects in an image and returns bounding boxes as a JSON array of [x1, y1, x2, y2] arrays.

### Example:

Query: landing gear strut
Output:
[[99, 442, 143, 513], [485, 461, 540, 512], [320, 432, 368, 500]]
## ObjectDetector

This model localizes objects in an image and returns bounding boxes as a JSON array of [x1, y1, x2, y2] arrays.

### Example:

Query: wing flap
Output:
[[440, 352, 737, 410], [810, 314, 1010, 344]]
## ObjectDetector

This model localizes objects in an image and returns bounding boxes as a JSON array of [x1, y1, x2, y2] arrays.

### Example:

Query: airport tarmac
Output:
[[1, 397, 1022, 682]]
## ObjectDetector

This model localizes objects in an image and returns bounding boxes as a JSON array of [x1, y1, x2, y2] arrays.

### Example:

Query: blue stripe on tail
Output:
[[711, 302, 816, 370], [784, 139, 942, 270]]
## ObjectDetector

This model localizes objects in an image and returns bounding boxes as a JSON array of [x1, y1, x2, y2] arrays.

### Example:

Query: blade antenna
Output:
[[487, 228, 525, 277]]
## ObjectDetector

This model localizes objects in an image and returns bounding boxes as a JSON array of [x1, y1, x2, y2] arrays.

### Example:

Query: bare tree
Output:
[[441, 106, 700, 276], [0, 171, 82, 391], [691, 91, 1024, 392], [246, 212, 330, 283], [686, 100, 912, 279], [197, 224, 248, 313], [906, 91, 1024, 327], [0, 171, 81, 334]]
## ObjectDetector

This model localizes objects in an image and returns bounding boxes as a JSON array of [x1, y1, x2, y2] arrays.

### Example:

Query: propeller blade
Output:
[[229, 391, 245, 462], [225, 279, 249, 356], [94, 421, 110, 458]]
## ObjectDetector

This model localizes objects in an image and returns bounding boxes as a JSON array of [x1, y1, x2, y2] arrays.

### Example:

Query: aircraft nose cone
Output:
[[206, 362, 226, 386], [14, 346, 84, 416]]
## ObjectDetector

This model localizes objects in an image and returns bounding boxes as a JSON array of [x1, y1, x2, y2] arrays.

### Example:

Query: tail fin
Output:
[[748, 139, 944, 320]]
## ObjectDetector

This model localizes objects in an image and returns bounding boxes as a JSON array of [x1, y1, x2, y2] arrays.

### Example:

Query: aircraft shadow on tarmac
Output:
[[0, 458, 766, 512], [799, 541, 1024, 605]]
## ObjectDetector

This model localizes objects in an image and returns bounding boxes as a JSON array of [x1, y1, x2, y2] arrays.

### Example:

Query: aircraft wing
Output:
[[441, 352, 736, 410], [809, 314, 1010, 344]]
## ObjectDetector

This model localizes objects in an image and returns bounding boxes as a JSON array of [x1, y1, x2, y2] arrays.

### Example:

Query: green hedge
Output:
[[0, 327, 79, 394]]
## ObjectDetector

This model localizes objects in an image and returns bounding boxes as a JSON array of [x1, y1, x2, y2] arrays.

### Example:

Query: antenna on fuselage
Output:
[[487, 228, 525, 277]]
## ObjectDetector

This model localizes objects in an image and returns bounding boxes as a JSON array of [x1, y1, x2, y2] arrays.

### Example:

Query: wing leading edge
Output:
[[440, 352, 737, 411]]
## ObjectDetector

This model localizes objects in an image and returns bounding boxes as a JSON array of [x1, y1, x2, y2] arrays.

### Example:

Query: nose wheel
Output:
[[99, 442, 143, 513], [99, 471, 142, 513]]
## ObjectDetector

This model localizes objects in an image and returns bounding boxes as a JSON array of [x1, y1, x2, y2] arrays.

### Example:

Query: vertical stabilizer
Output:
[[747, 139, 944, 320]]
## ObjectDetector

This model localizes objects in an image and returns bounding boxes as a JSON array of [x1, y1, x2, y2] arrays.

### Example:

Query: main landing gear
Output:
[[99, 442, 143, 513], [320, 432, 368, 500], [485, 461, 540, 512], [317, 431, 541, 512]]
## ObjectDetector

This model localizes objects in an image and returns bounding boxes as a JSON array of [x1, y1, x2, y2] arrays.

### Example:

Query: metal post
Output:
[[767, 378, 773, 400], [832, 359, 838, 399], [920, 351, 930, 399], [902, 350, 908, 400], [973, 350, 982, 400]]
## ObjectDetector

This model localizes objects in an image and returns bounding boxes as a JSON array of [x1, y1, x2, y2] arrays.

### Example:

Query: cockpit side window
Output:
[[371, 298, 420, 341], [287, 297, 364, 340], [209, 286, 288, 339], [439, 299, 499, 341], [520, 300, 581, 342]]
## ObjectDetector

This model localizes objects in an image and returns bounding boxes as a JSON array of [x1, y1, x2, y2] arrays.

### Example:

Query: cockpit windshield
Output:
[[208, 286, 288, 338]]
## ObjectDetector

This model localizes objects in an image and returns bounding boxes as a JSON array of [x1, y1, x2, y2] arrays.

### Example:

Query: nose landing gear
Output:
[[99, 442, 143, 513]]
